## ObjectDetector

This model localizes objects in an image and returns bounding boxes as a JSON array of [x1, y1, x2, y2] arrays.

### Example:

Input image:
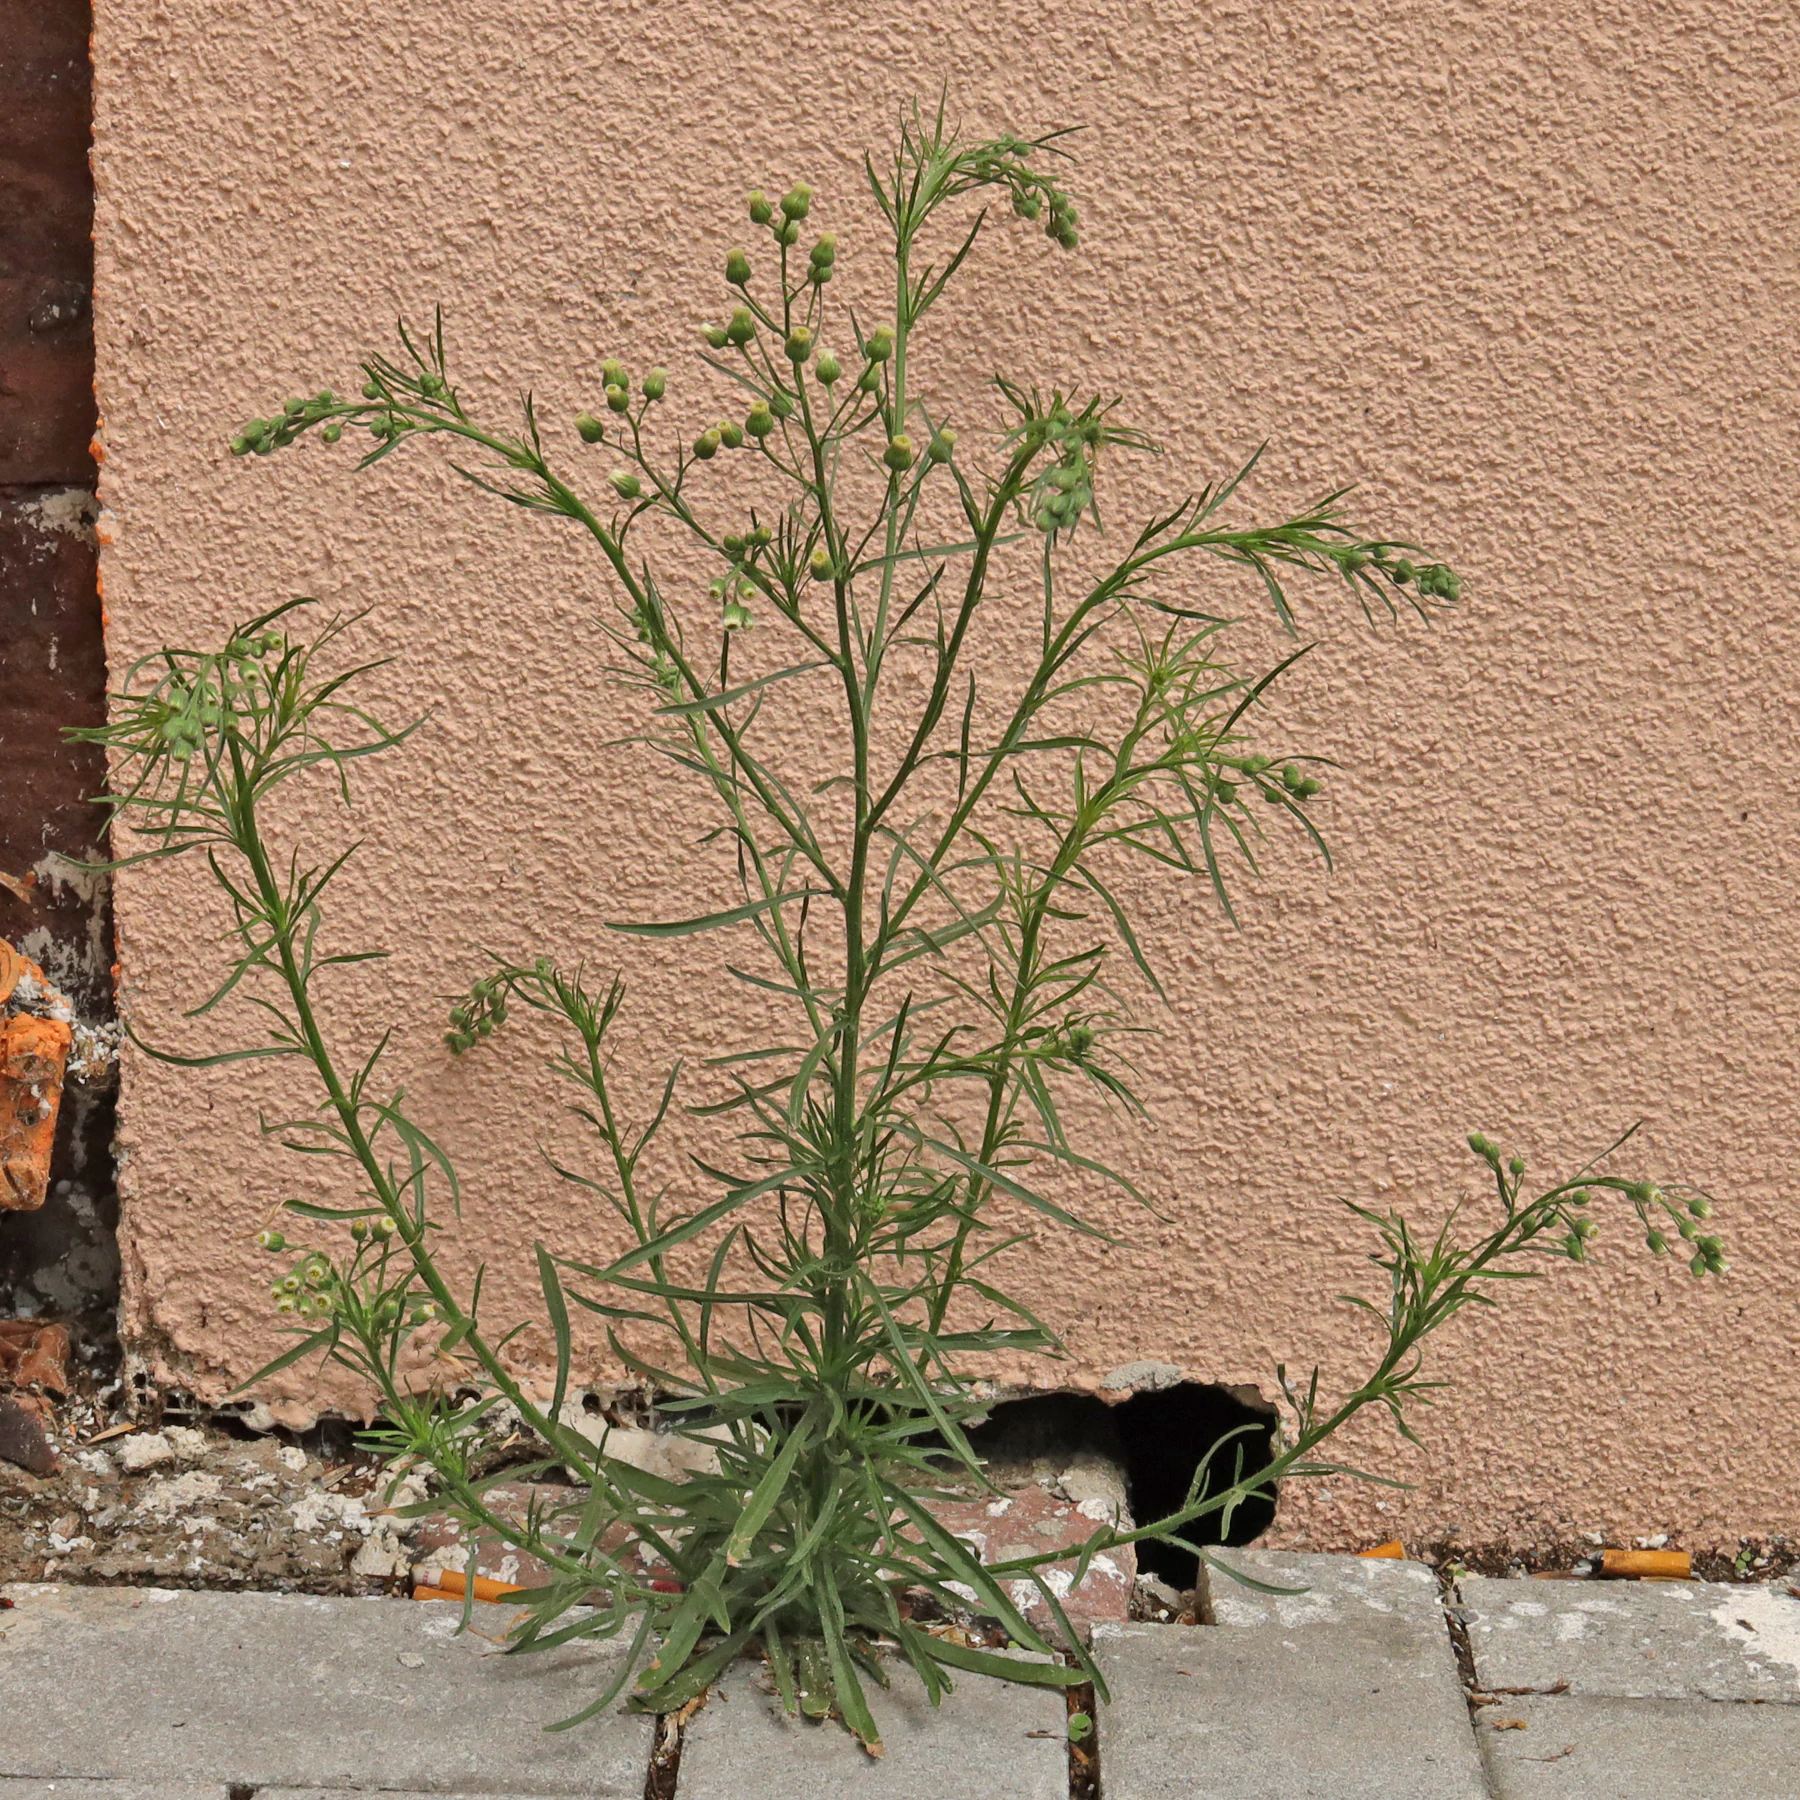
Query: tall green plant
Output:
[[82, 107, 1724, 1751]]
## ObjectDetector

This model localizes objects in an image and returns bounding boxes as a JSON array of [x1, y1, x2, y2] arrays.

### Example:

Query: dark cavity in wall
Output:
[[0, 0, 118, 1343], [968, 1381, 1278, 1589]]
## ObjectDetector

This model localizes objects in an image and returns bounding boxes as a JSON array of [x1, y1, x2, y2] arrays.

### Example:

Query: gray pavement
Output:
[[5, 1565, 1798, 1796], [1096, 1551, 1486, 1799], [0, 1585, 651, 1796], [1461, 1575, 1800, 1799]]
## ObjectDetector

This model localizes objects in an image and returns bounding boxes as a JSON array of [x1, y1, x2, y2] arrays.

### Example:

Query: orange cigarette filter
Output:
[[1601, 1548, 1691, 1580], [415, 1567, 526, 1602], [1358, 1540, 1406, 1560]]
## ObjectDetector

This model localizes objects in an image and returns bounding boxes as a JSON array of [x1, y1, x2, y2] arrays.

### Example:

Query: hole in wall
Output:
[[959, 1380, 1279, 1590], [1111, 1382, 1278, 1587]]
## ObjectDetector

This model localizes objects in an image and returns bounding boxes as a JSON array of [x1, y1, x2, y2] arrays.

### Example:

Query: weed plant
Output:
[[80, 107, 1724, 1751]]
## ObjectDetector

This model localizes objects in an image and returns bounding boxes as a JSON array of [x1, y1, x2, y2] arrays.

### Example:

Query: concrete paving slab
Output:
[[1475, 1692, 1800, 1799], [1094, 1551, 1486, 1799], [0, 1585, 653, 1795], [0, 1785, 230, 1800], [1460, 1576, 1800, 1702], [675, 1653, 1069, 1800]]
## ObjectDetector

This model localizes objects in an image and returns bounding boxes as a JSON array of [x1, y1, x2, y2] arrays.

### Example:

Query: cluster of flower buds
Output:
[[1038, 1019, 1097, 1064], [1345, 548, 1462, 602], [1632, 1182, 1725, 1274], [445, 969, 512, 1054], [960, 136, 1082, 251], [231, 391, 343, 456], [747, 182, 815, 247], [576, 362, 666, 444], [711, 568, 758, 629], [1033, 454, 1093, 533], [269, 1249, 337, 1319]]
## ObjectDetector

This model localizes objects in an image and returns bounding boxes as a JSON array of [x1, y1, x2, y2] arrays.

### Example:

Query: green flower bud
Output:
[[229, 436, 252, 456], [362, 381, 382, 400], [1391, 558, 1416, 585], [927, 429, 956, 463], [703, 325, 730, 349], [725, 247, 752, 286], [769, 390, 794, 419], [1646, 1228, 1669, 1253], [601, 358, 627, 389], [866, 325, 894, 361], [815, 350, 841, 386], [785, 327, 813, 364], [283, 397, 306, 417], [809, 232, 838, 266], [605, 384, 631, 413], [722, 533, 747, 559], [256, 1229, 286, 1252], [1687, 1196, 1712, 1219], [748, 189, 773, 225], [722, 596, 753, 631], [1689, 1249, 1707, 1277], [780, 182, 813, 220], [576, 413, 606, 443], [315, 389, 336, 407], [693, 429, 721, 460], [279, 1273, 302, 1295], [1572, 1215, 1597, 1239], [718, 419, 745, 448], [1507, 1155, 1525, 1177], [808, 260, 833, 287], [883, 434, 915, 472], [777, 218, 801, 246], [809, 546, 835, 581], [642, 367, 667, 401], [1344, 549, 1369, 574], [321, 423, 342, 444], [276, 1296, 298, 1314], [609, 468, 642, 499], [745, 405, 775, 440], [749, 523, 773, 547], [1282, 764, 1305, 792], [349, 1218, 369, 1241], [726, 308, 756, 346]]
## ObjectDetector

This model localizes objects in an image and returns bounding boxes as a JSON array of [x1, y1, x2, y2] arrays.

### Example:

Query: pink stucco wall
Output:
[[92, 1, 1799, 1550]]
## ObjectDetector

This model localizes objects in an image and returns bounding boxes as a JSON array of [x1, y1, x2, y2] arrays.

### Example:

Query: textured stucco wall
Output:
[[92, 0, 1799, 1549]]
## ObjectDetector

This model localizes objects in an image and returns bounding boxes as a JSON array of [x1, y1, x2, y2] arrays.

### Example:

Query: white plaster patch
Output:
[[1507, 1601, 1549, 1618], [1712, 1587, 1800, 1694]]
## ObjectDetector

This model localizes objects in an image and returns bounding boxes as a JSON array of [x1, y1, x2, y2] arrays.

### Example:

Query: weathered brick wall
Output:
[[0, 0, 117, 1326]]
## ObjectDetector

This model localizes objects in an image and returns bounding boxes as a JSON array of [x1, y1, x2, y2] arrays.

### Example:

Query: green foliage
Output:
[[82, 102, 1721, 1753]]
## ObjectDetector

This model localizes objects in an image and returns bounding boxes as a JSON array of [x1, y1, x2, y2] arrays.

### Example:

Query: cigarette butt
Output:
[[412, 1584, 461, 1602], [1358, 1540, 1405, 1560], [1601, 1549, 1691, 1580], [417, 1567, 526, 1603]]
